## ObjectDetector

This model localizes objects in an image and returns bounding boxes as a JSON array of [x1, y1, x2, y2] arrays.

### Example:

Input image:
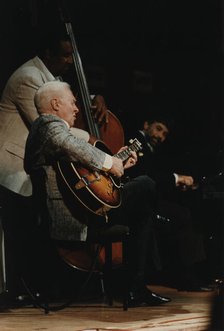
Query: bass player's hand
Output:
[[91, 95, 109, 124]]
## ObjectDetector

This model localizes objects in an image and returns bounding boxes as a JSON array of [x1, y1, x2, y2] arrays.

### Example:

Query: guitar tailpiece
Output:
[[104, 212, 109, 223]]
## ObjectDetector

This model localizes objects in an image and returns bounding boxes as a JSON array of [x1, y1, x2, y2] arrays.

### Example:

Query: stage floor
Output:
[[0, 285, 220, 331]]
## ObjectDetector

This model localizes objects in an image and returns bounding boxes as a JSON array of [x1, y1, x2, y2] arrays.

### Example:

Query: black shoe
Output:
[[128, 287, 171, 307]]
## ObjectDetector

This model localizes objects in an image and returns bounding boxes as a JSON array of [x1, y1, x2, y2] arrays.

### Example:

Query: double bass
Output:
[[57, 2, 125, 271], [58, 1, 124, 153]]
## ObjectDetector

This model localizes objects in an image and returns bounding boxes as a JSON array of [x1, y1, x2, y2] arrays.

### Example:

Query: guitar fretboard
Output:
[[114, 139, 142, 162]]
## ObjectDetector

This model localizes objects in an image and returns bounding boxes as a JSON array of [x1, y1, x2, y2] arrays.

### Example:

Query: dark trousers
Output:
[[155, 198, 206, 274], [102, 175, 161, 287], [0, 186, 35, 295]]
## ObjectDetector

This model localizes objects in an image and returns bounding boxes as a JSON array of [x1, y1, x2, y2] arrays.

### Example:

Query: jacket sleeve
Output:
[[126, 130, 176, 193], [41, 118, 107, 171]]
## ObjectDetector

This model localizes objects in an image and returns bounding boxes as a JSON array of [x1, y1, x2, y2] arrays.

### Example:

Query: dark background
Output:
[[0, 0, 223, 177]]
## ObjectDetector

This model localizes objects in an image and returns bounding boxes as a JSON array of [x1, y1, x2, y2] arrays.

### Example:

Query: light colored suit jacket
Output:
[[24, 114, 107, 241], [0, 56, 55, 195], [0, 56, 88, 196]]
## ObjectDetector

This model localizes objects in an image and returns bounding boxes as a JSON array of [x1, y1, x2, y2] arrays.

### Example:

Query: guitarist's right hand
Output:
[[109, 157, 124, 177]]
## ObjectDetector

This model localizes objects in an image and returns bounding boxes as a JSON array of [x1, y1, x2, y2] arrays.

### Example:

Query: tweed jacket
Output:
[[24, 114, 107, 241]]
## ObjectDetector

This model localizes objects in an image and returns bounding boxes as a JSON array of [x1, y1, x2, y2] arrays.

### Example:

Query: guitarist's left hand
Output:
[[117, 147, 138, 170]]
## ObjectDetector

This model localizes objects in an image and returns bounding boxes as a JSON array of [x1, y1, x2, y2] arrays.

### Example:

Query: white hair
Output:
[[34, 81, 71, 113]]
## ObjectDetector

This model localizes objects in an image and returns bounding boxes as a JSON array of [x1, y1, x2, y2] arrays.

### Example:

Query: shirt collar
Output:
[[41, 113, 70, 129]]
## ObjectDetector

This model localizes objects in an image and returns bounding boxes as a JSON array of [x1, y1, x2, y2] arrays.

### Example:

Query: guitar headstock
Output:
[[129, 138, 142, 152]]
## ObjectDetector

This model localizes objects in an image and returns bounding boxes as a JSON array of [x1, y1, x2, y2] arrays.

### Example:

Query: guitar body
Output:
[[56, 138, 142, 217], [56, 140, 121, 216]]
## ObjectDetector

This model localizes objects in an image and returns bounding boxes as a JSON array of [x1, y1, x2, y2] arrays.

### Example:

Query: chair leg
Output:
[[104, 237, 129, 310], [104, 242, 113, 306], [122, 237, 129, 311]]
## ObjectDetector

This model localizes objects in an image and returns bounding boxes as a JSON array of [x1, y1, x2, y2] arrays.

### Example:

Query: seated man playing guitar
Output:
[[24, 80, 171, 307]]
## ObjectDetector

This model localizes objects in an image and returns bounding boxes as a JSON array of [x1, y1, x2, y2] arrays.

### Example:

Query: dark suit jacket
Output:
[[126, 130, 177, 196]]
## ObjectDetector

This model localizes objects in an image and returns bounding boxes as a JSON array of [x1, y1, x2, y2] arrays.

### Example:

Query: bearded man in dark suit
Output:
[[126, 115, 211, 292]]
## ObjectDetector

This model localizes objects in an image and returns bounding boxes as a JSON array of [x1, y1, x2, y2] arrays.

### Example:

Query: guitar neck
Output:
[[114, 139, 142, 162]]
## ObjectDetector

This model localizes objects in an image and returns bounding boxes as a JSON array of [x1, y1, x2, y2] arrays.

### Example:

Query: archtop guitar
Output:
[[56, 138, 142, 217]]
